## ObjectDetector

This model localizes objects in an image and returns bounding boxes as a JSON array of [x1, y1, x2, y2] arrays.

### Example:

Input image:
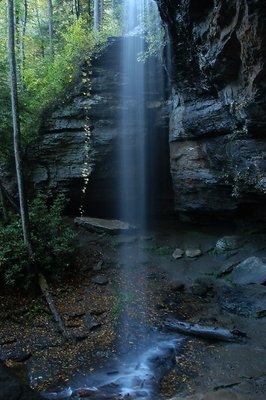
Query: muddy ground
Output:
[[1, 219, 266, 399]]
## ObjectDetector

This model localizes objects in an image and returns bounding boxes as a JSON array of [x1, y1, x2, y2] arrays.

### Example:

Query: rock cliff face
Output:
[[157, 0, 266, 219], [27, 37, 172, 217], [28, 1, 266, 221]]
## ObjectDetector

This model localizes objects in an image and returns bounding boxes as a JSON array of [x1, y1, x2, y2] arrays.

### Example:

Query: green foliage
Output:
[[0, 0, 121, 160], [143, 243, 173, 256], [22, 17, 120, 143], [0, 195, 76, 288], [111, 284, 136, 318], [137, 5, 165, 62]]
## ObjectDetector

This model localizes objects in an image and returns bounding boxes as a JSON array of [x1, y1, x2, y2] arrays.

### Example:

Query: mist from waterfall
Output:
[[116, 0, 167, 369], [118, 0, 164, 227]]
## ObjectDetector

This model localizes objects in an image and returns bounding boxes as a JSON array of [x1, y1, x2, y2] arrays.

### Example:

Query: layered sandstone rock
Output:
[[157, 0, 266, 219]]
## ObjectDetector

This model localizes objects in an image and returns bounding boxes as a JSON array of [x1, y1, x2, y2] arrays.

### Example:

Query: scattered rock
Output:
[[191, 278, 213, 296], [231, 256, 266, 285], [0, 361, 44, 400], [6, 351, 32, 363], [169, 280, 185, 291], [215, 236, 246, 253], [92, 275, 109, 285], [217, 259, 244, 277], [171, 389, 249, 399], [73, 333, 88, 342], [74, 217, 135, 233], [84, 314, 101, 331], [65, 311, 85, 320], [0, 338, 17, 346], [135, 391, 149, 398], [73, 388, 98, 397], [216, 284, 266, 318], [172, 248, 184, 259], [93, 260, 104, 272], [185, 249, 202, 258], [147, 272, 157, 280], [107, 370, 119, 375], [255, 310, 266, 319], [115, 236, 137, 246]]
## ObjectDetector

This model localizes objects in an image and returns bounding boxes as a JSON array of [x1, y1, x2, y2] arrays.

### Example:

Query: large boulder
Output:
[[231, 256, 266, 285], [156, 0, 266, 220], [0, 362, 43, 400], [74, 216, 135, 233]]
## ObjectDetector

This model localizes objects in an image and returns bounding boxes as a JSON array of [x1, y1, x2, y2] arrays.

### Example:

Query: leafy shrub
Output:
[[0, 195, 76, 288]]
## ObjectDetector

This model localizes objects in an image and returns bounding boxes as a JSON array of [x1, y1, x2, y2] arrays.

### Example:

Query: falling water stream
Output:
[[43, 1, 182, 399]]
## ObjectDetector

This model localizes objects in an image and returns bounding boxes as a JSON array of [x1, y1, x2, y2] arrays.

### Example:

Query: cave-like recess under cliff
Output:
[[27, 36, 173, 221], [27, 0, 266, 222]]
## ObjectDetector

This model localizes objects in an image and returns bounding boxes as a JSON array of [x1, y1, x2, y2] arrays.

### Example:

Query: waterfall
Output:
[[118, 0, 165, 228], [43, 2, 179, 399], [119, 0, 147, 229]]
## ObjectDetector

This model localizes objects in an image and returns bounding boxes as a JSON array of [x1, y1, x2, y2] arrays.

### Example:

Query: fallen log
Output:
[[39, 274, 69, 340], [164, 319, 246, 342]]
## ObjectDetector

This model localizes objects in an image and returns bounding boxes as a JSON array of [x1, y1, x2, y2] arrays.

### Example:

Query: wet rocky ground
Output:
[[1, 218, 266, 399]]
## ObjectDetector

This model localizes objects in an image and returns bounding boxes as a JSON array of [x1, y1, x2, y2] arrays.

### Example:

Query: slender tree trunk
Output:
[[7, 0, 33, 257], [71, 0, 75, 15], [47, 0, 54, 60], [35, 2, 45, 58], [0, 179, 19, 213], [0, 184, 8, 222], [74, 0, 81, 19], [93, 0, 99, 31], [99, 0, 103, 27], [20, 0, 27, 81], [86, 0, 92, 28]]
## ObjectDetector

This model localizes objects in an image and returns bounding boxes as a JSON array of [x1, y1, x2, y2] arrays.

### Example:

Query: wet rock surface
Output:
[[230, 256, 266, 285], [157, 0, 266, 220], [75, 217, 135, 233], [0, 361, 44, 400]]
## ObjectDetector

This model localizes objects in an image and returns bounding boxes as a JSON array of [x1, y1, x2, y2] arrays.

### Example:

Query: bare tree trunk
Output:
[[99, 0, 103, 27], [0, 179, 19, 213], [47, 0, 54, 60], [35, 2, 45, 58], [74, 0, 81, 19], [93, 0, 99, 31], [7, 0, 33, 257], [0, 184, 8, 222], [20, 0, 27, 80], [164, 319, 247, 342], [39, 274, 69, 340]]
